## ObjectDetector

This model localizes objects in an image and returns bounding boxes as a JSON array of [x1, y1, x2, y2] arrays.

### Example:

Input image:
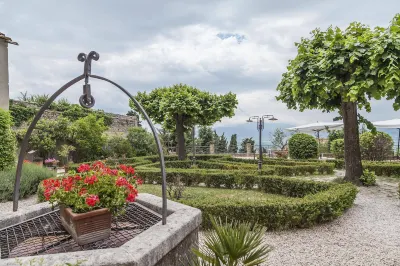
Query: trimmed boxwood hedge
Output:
[[135, 166, 334, 189], [363, 162, 400, 177], [38, 174, 357, 230], [193, 181, 357, 230], [136, 160, 334, 177]]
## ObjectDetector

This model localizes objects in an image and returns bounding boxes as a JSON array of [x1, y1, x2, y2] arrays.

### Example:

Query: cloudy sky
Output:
[[1, 0, 399, 141]]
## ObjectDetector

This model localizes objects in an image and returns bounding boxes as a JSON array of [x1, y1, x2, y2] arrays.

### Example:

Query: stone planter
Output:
[[60, 206, 112, 245], [0, 194, 201, 266]]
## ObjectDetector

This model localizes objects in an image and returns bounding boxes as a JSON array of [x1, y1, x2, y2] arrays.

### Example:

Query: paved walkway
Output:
[[265, 179, 400, 266]]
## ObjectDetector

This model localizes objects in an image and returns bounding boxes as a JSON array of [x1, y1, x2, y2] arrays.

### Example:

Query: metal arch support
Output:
[[90, 74, 167, 225], [12, 51, 168, 226], [12, 74, 85, 211]]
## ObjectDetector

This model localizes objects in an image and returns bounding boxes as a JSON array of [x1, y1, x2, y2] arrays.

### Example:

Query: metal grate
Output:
[[0, 203, 162, 259]]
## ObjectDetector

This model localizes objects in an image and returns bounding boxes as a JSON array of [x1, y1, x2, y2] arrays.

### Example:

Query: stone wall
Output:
[[12, 100, 138, 135]]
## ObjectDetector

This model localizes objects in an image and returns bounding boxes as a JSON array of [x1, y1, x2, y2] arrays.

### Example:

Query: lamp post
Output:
[[192, 126, 196, 165], [247, 115, 277, 170]]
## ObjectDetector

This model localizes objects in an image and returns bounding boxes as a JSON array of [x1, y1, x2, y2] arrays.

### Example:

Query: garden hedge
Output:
[[136, 160, 334, 177], [135, 165, 333, 188], [363, 162, 400, 177], [37, 171, 357, 230], [178, 176, 357, 230], [288, 133, 318, 159]]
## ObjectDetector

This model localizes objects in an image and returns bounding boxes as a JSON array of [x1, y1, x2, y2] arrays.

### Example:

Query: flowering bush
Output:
[[42, 161, 142, 215], [45, 158, 58, 164]]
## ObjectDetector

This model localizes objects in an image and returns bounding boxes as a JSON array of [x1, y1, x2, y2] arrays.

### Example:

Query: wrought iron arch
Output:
[[13, 51, 167, 225]]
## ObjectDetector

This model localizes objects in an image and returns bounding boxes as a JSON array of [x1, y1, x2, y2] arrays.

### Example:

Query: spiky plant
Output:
[[187, 216, 272, 266]]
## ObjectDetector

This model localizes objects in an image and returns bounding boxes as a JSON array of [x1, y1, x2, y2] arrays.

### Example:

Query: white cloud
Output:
[[4, 0, 400, 130], [215, 89, 339, 127]]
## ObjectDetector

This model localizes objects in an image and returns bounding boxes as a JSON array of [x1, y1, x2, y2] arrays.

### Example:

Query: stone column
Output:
[[0, 40, 9, 110], [246, 142, 252, 156], [209, 142, 215, 154]]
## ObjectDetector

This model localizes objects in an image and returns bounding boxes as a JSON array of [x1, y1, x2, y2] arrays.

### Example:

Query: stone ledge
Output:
[[0, 193, 201, 266]]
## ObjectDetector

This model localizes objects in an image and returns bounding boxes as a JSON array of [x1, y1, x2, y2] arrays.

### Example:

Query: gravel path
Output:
[[0, 195, 38, 214], [264, 179, 400, 266]]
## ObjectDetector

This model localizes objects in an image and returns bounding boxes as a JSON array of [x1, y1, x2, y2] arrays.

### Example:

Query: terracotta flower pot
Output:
[[60, 206, 112, 245]]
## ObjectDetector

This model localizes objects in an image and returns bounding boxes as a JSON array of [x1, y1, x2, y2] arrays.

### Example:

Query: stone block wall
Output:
[[11, 100, 138, 135]]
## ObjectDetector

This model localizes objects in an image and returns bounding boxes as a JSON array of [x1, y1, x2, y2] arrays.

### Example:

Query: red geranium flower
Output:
[[44, 189, 53, 200], [78, 187, 88, 196], [126, 184, 138, 196], [74, 175, 82, 181], [84, 175, 98, 185], [77, 164, 91, 173], [119, 164, 127, 172], [126, 193, 136, 202], [92, 161, 105, 170], [119, 164, 135, 175], [116, 177, 128, 187], [110, 169, 119, 176], [85, 194, 100, 207], [43, 179, 60, 189], [62, 177, 74, 192]]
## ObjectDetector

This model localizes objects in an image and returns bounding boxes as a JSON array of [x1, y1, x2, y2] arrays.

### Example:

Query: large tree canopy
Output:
[[130, 84, 237, 159], [276, 14, 400, 184]]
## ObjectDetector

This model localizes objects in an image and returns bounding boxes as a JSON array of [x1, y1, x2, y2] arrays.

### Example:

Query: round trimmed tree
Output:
[[130, 84, 237, 160], [0, 108, 16, 170], [360, 131, 393, 161], [276, 14, 400, 184], [331, 138, 345, 159], [288, 133, 318, 159]]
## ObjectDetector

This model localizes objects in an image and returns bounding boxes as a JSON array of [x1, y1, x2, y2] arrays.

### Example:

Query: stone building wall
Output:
[[12, 100, 138, 135]]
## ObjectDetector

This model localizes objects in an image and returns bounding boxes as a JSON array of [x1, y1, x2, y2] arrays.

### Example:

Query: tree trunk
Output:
[[342, 101, 363, 185], [176, 114, 186, 160]]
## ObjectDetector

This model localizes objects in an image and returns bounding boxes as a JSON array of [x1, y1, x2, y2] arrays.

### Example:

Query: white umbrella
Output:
[[286, 122, 343, 133], [286, 121, 343, 158], [373, 119, 400, 158]]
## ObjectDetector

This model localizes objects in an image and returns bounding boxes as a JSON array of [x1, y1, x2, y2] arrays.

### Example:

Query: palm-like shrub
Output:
[[189, 216, 272, 266]]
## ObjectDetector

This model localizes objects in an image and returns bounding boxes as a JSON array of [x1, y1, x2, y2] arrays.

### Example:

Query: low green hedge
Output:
[[135, 167, 333, 189], [226, 157, 344, 169], [135, 168, 269, 187], [137, 176, 357, 230], [274, 163, 334, 176], [195, 181, 357, 230], [0, 163, 54, 202], [363, 162, 400, 177], [138, 160, 333, 177]]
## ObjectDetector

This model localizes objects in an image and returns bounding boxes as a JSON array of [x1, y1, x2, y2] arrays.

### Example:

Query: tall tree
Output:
[[327, 129, 344, 152], [71, 114, 107, 162], [127, 127, 157, 156], [270, 128, 287, 150], [198, 126, 214, 153], [213, 131, 220, 153], [239, 137, 255, 153], [217, 133, 228, 153], [130, 84, 237, 159], [17, 116, 71, 159], [228, 134, 238, 153], [276, 15, 400, 184]]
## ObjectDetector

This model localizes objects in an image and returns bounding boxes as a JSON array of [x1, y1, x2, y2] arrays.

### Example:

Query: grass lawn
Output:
[[138, 184, 293, 205]]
